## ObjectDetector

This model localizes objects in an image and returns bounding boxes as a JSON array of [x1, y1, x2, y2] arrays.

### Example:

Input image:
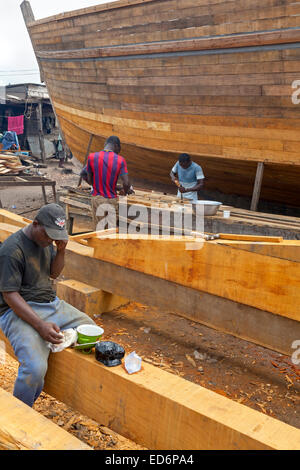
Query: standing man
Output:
[[170, 153, 205, 201], [0, 203, 95, 408], [80, 135, 133, 230], [56, 133, 65, 168]]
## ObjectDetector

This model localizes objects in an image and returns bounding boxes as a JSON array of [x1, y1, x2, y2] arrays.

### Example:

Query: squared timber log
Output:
[[0, 213, 300, 356], [1, 330, 300, 450], [56, 279, 128, 317], [0, 387, 91, 450]]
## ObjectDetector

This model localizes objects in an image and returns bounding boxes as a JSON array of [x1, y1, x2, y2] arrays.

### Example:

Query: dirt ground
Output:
[[0, 157, 299, 450]]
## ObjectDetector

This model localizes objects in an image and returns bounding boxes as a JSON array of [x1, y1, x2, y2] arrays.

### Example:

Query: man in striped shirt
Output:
[[81, 136, 132, 230]]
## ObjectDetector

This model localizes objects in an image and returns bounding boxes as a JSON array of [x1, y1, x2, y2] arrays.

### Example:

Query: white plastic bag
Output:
[[124, 351, 142, 374], [47, 328, 77, 353]]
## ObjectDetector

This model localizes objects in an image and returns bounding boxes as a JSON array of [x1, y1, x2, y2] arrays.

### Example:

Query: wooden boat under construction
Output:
[[21, 0, 300, 209]]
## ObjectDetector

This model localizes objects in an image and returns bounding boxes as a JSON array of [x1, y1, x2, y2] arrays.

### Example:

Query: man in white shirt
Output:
[[170, 153, 205, 201]]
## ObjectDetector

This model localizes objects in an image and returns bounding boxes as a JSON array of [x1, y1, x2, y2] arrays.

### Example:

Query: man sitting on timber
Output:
[[0, 203, 95, 408], [80, 136, 133, 230], [170, 153, 205, 201]]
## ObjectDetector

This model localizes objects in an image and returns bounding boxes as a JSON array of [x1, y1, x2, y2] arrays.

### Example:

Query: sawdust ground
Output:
[[0, 353, 145, 450]]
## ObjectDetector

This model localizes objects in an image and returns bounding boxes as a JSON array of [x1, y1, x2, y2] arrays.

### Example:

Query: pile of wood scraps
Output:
[[0, 154, 24, 175]]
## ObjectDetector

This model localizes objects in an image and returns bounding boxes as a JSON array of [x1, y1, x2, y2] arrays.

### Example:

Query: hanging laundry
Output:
[[7, 115, 24, 135]]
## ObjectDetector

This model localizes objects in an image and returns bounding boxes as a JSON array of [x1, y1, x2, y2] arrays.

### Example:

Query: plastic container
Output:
[[223, 210, 231, 218], [76, 324, 104, 344]]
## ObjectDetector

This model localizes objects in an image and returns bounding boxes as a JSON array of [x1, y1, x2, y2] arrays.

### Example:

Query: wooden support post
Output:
[[250, 162, 264, 212], [0, 387, 91, 450], [41, 184, 47, 204], [52, 182, 57, 203], [1, 331, 300, 450], [78, 134, 94, 187], [36, 102, 46, 163], [56, 279, 128, 317]]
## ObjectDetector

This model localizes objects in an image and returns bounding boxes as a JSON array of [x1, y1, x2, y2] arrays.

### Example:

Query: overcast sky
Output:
[[0, 0, 118, 86]]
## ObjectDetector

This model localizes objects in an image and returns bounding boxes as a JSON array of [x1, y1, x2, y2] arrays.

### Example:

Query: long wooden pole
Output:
[[250, 162, 264, 211], [78, 133, 94, 186], [36, 102, 46, 163]]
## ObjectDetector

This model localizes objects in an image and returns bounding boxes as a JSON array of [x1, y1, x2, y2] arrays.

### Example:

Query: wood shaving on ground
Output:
[[0, 353, 145, 450]]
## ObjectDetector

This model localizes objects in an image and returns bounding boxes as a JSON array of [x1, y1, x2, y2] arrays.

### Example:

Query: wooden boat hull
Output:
[[21, 0, 300, 207]]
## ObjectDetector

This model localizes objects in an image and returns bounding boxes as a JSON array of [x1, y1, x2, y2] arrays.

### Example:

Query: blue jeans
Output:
[[0, 297, 95, 407]]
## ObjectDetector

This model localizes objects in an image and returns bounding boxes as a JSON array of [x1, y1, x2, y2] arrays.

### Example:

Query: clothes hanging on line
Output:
[[7, 115, 24, 135]]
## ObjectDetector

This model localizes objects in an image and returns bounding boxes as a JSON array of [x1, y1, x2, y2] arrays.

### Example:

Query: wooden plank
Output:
[[1, 332, 300, 450], [36, 28, 300, 60], [0, 387, 91, 450], [217, 233, 283, 243]]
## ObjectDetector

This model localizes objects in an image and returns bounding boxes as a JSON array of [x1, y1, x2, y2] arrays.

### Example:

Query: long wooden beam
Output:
[[63, 243, 300, 356], [0, 212, 299, 355], [36, 28, 300, 61], [44, 349, 300, 451], [0, 387, 90, 450], [87, 235, 300, 321], [1, 331, 300, 450]]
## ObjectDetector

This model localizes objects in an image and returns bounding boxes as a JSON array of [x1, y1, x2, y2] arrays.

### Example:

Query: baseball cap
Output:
[[35, 203, 68, 241]]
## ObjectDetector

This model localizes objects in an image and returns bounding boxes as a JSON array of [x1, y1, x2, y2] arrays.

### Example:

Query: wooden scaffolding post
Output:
[[36, 102, 46, 163], [78, 134, 94, 186], [250, 162, 264, 212]]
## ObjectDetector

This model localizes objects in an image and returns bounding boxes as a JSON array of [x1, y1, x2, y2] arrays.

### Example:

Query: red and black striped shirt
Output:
[[87, 151, 128, 199]]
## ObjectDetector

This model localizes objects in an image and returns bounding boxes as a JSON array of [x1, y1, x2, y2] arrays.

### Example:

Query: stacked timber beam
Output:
[[0, 154, 24, 175], [1, 332, 300, 450], [1, 209, 300, 449], [0, 387, 90, 450], [0, 209, 300, 356]]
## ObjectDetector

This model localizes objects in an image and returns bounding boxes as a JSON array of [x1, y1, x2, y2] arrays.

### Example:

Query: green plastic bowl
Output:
[[76, 324, 104, 345]]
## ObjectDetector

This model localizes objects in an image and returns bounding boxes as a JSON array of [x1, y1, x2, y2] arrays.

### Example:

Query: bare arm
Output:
[[50, 241, 68, 279], [179, 178, 205, 193], [170, 171, 181, 186], [120, 173, 133, 195], [2, 292, 63, 344], [80, 166, 93, 186]]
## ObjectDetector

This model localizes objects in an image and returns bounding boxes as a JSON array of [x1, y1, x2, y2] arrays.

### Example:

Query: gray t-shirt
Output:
[[0, 229, 56, 316], [172, 161, 205, 201]]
